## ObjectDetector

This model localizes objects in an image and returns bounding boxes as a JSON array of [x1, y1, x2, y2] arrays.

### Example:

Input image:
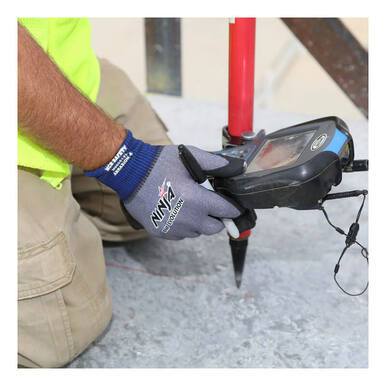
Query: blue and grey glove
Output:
[[86, 131, 244, 240]]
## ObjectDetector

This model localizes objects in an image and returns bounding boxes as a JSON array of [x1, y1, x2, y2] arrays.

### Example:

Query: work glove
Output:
[[86, 131, 244, 240]]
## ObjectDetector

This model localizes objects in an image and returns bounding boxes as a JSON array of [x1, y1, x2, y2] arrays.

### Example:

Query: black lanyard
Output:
[[319, 190, 368, 296]]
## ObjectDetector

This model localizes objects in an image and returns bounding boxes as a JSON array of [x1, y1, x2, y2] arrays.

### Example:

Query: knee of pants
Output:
[[19, 299, 112, 368], [18, 231, 113, 368], [18, 245, 113, 367]]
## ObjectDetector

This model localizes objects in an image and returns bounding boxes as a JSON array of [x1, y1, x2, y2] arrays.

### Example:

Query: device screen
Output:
[[247, 130, 315, 173]]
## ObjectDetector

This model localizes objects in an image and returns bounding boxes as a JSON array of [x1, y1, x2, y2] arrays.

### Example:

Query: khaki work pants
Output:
[[18, 58, 171, 368]]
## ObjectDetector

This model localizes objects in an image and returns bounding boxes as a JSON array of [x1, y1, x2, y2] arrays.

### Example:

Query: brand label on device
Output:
[[311, 134, 328, 151]]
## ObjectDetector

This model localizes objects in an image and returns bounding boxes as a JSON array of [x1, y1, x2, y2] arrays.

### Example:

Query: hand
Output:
[[124, 145, 244, 239], [86, 131, 244, 240]]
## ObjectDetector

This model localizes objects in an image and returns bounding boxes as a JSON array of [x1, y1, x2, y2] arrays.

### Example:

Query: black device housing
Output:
[[214, 117, 354, 210]]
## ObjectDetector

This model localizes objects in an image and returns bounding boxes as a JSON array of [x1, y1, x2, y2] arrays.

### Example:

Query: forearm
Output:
[[17, 23, 126, 170]]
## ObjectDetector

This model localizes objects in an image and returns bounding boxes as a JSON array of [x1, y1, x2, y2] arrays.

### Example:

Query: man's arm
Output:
[[18, 23, 126, 170]]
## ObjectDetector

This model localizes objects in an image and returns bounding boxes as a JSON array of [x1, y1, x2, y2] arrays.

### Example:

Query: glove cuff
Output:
[[85, 131, 162, 201]]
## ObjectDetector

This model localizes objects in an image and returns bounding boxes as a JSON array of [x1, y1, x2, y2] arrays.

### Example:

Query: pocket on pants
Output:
[[18, 232, 77, 367]]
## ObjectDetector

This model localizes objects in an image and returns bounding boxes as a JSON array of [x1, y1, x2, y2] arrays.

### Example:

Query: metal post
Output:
[[145, 18, 182, 96]]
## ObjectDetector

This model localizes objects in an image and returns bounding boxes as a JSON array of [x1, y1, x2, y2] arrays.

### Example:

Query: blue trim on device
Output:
[[324, 129, 347, 155]]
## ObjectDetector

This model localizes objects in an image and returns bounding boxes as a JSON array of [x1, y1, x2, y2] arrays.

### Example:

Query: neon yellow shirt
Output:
[[18, 18, 100, 188]]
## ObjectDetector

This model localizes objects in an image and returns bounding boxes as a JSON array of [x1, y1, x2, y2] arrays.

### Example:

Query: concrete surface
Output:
[[69, 97, 368, 368]]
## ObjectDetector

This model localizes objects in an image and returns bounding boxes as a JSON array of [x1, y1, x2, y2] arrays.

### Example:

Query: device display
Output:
[[246, 130, 315, 173]]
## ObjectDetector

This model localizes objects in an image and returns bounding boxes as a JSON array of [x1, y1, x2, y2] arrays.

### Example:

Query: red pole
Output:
[[228, 18, 256, 137], [228, 18, 255, 240], [227, 18, 256, 287]]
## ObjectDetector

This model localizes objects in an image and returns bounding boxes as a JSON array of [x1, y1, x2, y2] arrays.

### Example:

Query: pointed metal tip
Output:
[[230, 237, 248, 289], [235, 273, 242, 289]]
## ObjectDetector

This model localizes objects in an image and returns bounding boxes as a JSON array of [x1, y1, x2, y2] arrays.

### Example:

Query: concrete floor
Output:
[[69, 97, 368, 368]]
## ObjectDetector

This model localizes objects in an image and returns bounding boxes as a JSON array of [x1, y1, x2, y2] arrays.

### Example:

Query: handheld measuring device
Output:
[[215, 116, 366, 209], [213, 116, 368, 295]]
